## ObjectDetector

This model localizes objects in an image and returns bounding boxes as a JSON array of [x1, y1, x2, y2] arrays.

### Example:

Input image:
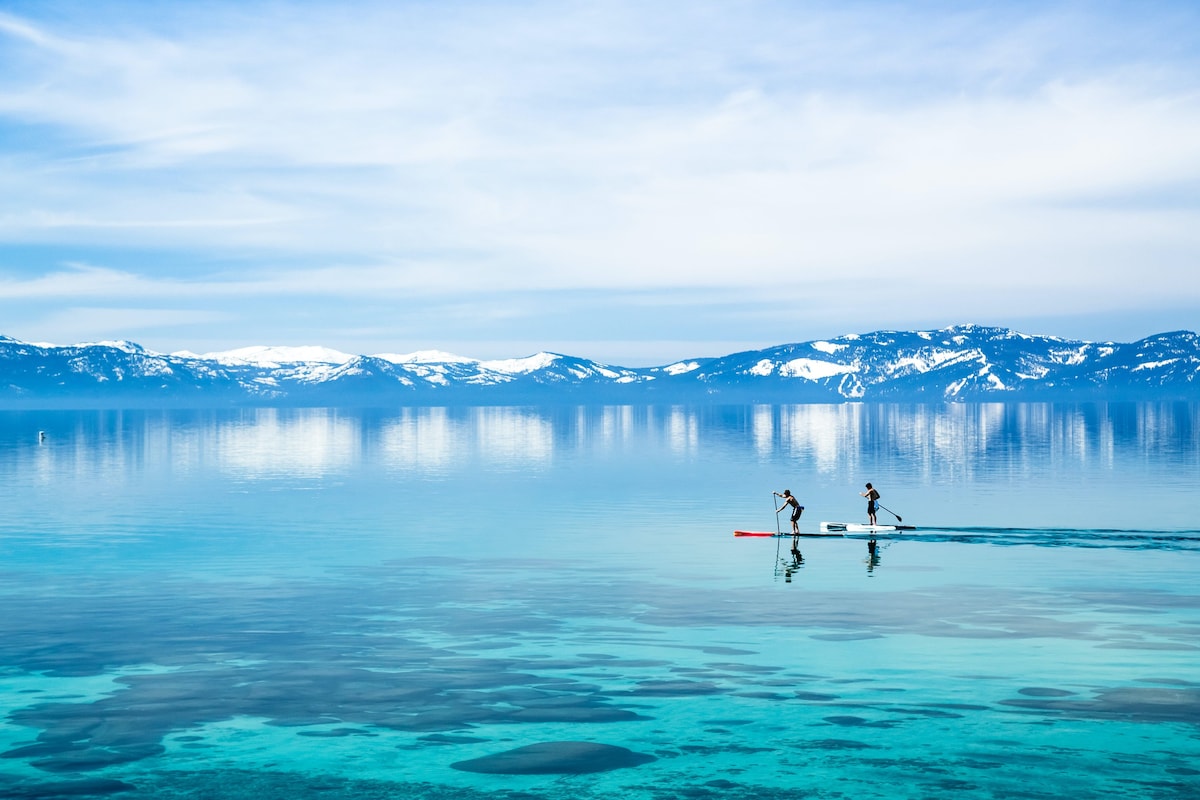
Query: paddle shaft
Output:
[[876, 502, 903, 522]]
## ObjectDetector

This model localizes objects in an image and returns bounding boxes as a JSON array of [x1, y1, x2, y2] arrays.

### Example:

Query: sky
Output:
[[0, 0, 1198, 365]]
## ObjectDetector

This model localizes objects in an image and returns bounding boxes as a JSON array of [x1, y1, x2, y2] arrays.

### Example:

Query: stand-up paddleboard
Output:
[[734, 530, 846, 538], [819, 521, 917, 533]]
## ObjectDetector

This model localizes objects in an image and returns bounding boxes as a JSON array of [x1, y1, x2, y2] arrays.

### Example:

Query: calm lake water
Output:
[[1, 403, 1198, 799]]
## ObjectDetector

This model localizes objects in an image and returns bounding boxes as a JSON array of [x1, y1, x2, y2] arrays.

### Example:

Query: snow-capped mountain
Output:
[[1, 325, 1197, 408]]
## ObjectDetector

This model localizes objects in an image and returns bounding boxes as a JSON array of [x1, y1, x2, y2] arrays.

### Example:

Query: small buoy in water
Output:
[[38, 431, 46, 442]]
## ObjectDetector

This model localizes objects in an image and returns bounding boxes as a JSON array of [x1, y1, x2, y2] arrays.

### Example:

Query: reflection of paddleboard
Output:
[[819, 522, 917, 533], [733, 530, 845, 538]]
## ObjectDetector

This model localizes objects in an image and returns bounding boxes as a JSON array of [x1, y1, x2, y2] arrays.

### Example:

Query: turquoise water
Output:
[[0, 403, 1197, 799]]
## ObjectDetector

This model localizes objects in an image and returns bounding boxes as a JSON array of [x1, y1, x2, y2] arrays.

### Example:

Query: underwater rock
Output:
[[822, 715, 899, 729], [625, 680, 724, 696], [1000, 686, 1200, 723], [417, 733, 490, 745], [1017, 687, 1076, 697], [29, 745, 164, 773], [450, 741, 656, 774], [805, 738, 877, 750], [4, 777, 136, 796]]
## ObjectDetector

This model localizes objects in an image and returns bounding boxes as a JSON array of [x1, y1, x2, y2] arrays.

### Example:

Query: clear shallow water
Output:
[[0, 403, 1197, 799]]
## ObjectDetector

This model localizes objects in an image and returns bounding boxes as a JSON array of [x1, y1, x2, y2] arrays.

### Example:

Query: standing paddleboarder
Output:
[[860, 482, 881, 526], [774, 489, 804, 535]]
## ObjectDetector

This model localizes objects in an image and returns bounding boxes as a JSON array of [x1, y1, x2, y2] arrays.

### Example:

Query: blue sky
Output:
[[0, 0, 1198, 364]]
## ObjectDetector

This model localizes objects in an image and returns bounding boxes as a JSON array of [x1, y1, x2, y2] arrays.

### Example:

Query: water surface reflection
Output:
[[6, 403, 1196, 483]]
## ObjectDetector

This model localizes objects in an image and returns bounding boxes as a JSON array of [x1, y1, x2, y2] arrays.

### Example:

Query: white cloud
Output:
[[0, 1, 1197, 356]]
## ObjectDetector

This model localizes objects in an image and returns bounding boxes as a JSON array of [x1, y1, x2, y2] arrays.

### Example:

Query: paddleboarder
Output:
[[860, 482, 881, 526], [773, 489, 804, 535]]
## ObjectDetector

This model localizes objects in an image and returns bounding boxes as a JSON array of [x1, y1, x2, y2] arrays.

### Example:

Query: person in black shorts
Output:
[[774, 489, 804, 535], [860, 482, 880, 525]]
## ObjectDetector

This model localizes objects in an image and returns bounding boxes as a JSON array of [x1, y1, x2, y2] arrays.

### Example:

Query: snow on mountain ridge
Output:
[[1134, 359, 1178, 371], [480, 352, 561, 374], [77, 340, 146, 353], [748, 359, 775, 377], [190, 345, 358, 367], [662, 361, 701, 375], [780, 358, 856, 380], [374, 350, 476, 365]]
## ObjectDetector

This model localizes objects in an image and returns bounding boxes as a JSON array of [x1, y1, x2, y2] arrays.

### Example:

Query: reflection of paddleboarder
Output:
[[773, 489, 804, 534], [860, 482, 880, 526], [784, 547, 804, 582], [866, 539, 881, 574]]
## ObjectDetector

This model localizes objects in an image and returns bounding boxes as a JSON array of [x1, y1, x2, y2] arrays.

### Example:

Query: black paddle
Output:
[[877, 502, 902, 522], [772, 493, 782, 536]]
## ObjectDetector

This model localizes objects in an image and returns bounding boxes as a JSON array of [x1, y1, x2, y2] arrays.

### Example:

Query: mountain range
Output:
[[1, 325, 1197, 408]]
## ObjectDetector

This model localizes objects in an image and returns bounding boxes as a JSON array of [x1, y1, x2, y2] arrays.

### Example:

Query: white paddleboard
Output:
[[820, 521, 917, 533]]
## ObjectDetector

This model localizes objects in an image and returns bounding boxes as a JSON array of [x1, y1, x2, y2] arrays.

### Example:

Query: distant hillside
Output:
[[1, 325, 1198, 408]]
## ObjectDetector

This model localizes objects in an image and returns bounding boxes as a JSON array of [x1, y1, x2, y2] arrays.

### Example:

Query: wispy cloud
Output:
[[0, 1, 1198, 358], [33, 306, 231, 344]]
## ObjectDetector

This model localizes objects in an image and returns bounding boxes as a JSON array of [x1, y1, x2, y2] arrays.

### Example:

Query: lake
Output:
[[1, 403, 1198, 799]]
